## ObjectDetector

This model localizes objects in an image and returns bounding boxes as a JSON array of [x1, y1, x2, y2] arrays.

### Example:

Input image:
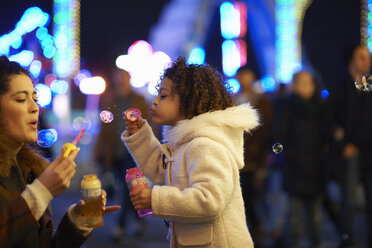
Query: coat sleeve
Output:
[[122, 120, 165, 185], [151, 138, 235, 223], [0, 194, 40, 246], [52, 213, 92, 248]]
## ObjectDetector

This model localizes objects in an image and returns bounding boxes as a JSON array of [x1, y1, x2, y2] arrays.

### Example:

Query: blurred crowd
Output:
[[231, 43, 372, 248]]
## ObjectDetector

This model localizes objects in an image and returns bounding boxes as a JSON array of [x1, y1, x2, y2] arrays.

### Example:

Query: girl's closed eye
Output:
[[160, 95, 167, 99], [16, 99, 26, 103]]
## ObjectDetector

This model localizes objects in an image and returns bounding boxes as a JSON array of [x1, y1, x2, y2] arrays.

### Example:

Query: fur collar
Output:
[[0, 140, 47, 178], [162, 103, 259, 168]]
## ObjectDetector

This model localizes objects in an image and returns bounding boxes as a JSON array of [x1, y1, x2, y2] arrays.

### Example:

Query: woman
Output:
[[0, 56, 119, 247]]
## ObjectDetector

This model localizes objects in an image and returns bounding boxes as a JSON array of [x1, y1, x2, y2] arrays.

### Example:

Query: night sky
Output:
[[1, 0, 170, 80], [0, 0, 363, 89]]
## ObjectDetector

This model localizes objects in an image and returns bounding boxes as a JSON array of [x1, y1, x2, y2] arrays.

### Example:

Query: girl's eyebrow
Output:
[[159, 88, 170, 92]]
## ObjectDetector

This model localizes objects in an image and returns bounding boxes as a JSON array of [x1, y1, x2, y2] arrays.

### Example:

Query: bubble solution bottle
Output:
[[125, 167, 153, 217], [80, 174, 104, 228]]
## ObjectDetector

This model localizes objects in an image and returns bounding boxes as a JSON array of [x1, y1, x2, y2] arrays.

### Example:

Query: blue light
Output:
[[50, 80, 69, 95], [0, 7, 51, 57], [222, 40, 240, 77], [35, 83, 52, 108], [0, 36, 10, 55], [36, 27, 48, 40], [17, 7, 46, 33], [321, 89, 329, 99], [41, 36, 54, 48], [228, 78, 241, 94], [43, 45, 56, 59], [220, 2, 240, 39], [9, 50, 34, 67], [261, 75, 276, 92], [187, 46, 205, 65], [74, 69, 92, 86], [276, 1, 301, 84], [11, 37, 23, 49], [30, 60, 42, 78]]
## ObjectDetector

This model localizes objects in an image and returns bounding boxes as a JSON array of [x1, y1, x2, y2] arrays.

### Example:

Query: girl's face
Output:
[[150, 77, 184, 126], [0, 74, 39, 144]]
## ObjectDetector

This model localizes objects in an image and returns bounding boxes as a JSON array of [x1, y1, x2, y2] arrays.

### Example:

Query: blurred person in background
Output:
[[328, 44, 372, 248], [0, 55, 119, 247], [234, 67, 273, 247], [92, 68, 156, 242], [277, 71, 327, 248]]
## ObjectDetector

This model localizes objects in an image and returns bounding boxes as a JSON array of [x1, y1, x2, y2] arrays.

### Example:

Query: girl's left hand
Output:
[[130, 188, 152, 210], [73, 190, 121, 216]]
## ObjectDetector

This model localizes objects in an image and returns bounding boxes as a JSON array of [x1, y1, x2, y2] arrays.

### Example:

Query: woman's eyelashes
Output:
[[15, 97, 38, 103]]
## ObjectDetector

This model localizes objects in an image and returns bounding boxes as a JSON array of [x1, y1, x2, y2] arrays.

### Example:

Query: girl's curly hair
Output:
[[161, 57, 234, 119]]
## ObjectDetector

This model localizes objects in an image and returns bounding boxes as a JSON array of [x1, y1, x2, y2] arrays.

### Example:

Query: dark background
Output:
[[0, 0, 363, 88]]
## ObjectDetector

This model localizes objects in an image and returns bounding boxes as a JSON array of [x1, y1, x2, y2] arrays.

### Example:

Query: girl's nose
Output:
[[153, 96, 159, 106]]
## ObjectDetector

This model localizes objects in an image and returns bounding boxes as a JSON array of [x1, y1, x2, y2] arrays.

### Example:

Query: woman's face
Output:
[[0, 74, 39, 144]]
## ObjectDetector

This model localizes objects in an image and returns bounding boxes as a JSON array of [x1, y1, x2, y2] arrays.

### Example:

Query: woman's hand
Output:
[[124, 118, 144, 136], [38, 148, 80, 197], [130, 188, 152, 210], [73, 190, 121, 216]]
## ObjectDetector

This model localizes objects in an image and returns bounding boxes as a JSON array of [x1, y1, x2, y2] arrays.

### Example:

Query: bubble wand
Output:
[[124, 108, 142, 122], [61, 128, 85, 158]]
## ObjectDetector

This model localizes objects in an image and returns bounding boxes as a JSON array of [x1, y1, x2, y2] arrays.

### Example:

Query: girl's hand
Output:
[[124, 118, 144, 136], [73, 190, 121, 216], [130, 188, 152, 210], [38, 148, 80, 197]]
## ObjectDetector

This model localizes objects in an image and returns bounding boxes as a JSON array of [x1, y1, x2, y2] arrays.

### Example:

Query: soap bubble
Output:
[[100, 110, 114, 123], [272, 143, 283, 154], [355, 74, 372, 92], [37, 129, 58, 148]]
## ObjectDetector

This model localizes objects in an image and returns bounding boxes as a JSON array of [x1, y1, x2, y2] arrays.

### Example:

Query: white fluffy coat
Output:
[[122, 103, 259, 248]]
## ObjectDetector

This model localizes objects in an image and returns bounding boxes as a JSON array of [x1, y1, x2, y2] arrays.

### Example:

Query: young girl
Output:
[[122, 57, 258, 247]]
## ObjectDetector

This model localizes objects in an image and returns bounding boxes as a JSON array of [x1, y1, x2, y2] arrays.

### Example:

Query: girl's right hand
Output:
[[124, 118, 144, 136], [38, 148, 80, 197]]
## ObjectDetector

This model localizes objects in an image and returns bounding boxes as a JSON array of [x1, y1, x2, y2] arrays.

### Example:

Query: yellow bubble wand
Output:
[[61, 128, 86, 158]]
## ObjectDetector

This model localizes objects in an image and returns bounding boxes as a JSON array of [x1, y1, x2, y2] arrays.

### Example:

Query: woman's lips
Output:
[[29, 121, 38, 129]]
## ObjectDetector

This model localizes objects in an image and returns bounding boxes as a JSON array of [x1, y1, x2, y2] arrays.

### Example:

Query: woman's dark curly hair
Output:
[[0, 55, 31, 97], [161, 57, 234, 119]]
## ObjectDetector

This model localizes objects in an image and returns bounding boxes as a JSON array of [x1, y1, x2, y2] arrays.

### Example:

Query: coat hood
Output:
[[162, 103, 260, 169]]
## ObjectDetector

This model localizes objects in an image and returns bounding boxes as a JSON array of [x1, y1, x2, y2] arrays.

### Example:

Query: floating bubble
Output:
[[37, 129, 57, 148], [342, 234, 349, 240], [272, 143, 283, 154], [72, 116, 91, 130], [100, 110, 114, 123], [355, 74, 372, 92]]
